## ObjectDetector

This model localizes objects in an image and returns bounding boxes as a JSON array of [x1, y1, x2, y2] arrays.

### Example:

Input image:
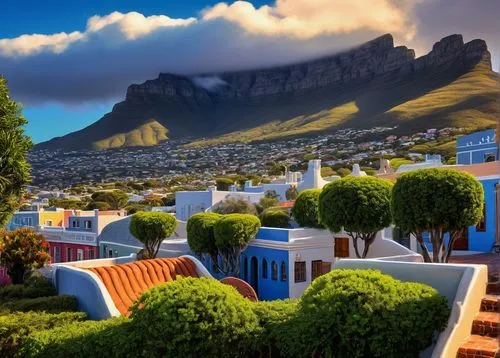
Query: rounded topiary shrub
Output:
[[287, 269, 450, 358], [129, 212, 177, 259], [129, 277, 260, 357], [260, 210, 290, 228], [186, 212, 221, 256], [291, 189, 323, 228]]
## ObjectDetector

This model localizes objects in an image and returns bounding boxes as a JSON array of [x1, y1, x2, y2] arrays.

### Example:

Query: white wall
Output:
[[175, 191, 212, 221]]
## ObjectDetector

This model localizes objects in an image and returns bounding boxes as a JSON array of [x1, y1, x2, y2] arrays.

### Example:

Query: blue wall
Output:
[[456, 129, 498, 164], [423, 178, 497, 253]]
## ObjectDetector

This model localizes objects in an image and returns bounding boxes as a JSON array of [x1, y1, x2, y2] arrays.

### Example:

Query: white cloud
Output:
[[0, 0, 497, 106]]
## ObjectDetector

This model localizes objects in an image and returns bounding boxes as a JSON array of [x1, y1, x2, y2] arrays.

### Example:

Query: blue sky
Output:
[[1, 0, 498, 144]]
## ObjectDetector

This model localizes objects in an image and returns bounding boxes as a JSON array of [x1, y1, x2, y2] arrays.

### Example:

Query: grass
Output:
[[185, 62, 499, 148], [93, 120, 169, 150]]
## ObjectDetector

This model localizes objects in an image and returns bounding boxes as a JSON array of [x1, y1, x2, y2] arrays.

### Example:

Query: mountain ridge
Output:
[[36, 33, 498, 150]]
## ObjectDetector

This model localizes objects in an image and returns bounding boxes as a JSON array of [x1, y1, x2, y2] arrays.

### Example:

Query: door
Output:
[[453, 230, 469, 250], [250, 256, 259, 296], [334, 237, 350, 257]]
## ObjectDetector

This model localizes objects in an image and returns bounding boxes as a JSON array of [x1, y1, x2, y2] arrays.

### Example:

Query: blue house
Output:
[[456, 129, 498, 164]]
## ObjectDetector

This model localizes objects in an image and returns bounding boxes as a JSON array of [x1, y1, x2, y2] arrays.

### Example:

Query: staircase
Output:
[[457, 274, 500, 358]]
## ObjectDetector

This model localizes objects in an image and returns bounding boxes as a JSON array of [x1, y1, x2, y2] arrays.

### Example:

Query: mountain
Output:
[[37, 34, 499, 150]]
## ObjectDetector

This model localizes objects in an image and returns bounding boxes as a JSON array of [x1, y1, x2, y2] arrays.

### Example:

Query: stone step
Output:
[[457, 335, 499, 358], [472, 311, 500, 338], [481, 295, 500, 312]]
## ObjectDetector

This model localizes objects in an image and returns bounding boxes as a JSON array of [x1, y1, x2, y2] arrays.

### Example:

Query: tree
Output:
[[161, 194, 175, 206], [213, 197, 257, 215], [125, 203, 147, 215], [0, 228, 50, 284], [268, 162, 286, 176], [285, 186, 298, 200], [129, 212, 177, 259], [85, 201, 111, 211], [214, 214, 261, 276], [260, 210, 290, 228], [48, 198, 86, 210], [336, 168, 351, 177], [259, 196, 278, 211], [291, 189, 323, 228], [0, 78, 32, 226], [186, 212, 221, 266], [215, 178, 234, 191], [320, 166, 336, 178], [264, 190, 278, 199], [319, 177, 393, 258], [392, 168, 484, 263], [91, 190, 128, 210]]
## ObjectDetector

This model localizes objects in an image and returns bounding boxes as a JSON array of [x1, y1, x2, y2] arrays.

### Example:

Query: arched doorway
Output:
[[250, 256, 259, 296]]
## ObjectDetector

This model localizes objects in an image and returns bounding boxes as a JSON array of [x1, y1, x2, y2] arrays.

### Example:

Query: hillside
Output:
[[36, 34, 499, 150]]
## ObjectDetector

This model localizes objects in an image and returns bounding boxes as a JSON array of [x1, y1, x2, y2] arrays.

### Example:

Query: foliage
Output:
[[260, 210, 290, 228], [285, 186, 298, 200], [0, 311, 87, 357], [186, 212, 221, 258], [84, 201, 111, 211], [20, 316, 130, 358], [392, 168, 484, 262], [129, 212, 177, 259], [389, 157, 414, 169], [215, 178, 234, 191], [161, 193, 175, 206], [47, 198, 86, 210], [336, 168, 351, 177], [291, 189, 323, 228], [0, 228, 51, 284], [214, 214, 261, 276], [268, 162, 286, 176], [264, 189, 279, 199], [0, 276, 56, 301], [213, 196, 258, 215], [0, 78, 32, 226], [129, 277, 259, 358], [124, 203, 147, 215], [284, 269, 450, 358], [319, 177, 393, 258], [259, 196, 278, 211], [361, 166, 376, 176], [320, 166, 336, 178], [0, 295, 77, 314], [90, 190, 128, 210]]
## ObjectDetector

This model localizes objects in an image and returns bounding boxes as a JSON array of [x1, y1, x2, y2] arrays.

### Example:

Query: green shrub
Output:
[[291, 189, 323, 228], [186, 212, 221, 256], [0, 276, 56, 301], [286, 269, 450, 358], [0, 311, 87, 357], [250, 300, 299, 356], [20, 317, 130, 358], [1, 295, 77, 313], [260, 210, 290, 228], [129, 211, 178, 259], [129, 277, 260, 358]]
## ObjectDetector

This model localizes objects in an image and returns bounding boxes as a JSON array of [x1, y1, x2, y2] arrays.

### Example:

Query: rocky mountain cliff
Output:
[[37, 34, 497, 150]]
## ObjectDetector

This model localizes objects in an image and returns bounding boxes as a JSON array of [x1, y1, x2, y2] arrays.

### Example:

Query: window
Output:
[[84, 220, 92, 229], [476, 205, 486, 232], [484, 153, 496, 162], [294, 261, 306, 283], [89, 250, 95, 260], [311, 260, 323, 281], [45, 220, 53, 226], [271, 261, 278, 281], [53, 247, 61, 263], [72, 220, 79, 228], [77, 249, 84, 261], [108, 249, 113, 258], [262, 259, 268, 279], [66, 247, 73, 262], [243, 257, 248, 281], [280, 261, 287, 282], [334, 237, 350, 258], [23, 217, 32, 226]]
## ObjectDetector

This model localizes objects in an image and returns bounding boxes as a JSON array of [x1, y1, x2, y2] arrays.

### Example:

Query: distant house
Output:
[[456, 129, 498, 165]]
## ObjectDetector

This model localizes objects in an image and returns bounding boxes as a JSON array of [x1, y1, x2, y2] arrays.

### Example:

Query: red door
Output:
[[453, 230, 468, 250]]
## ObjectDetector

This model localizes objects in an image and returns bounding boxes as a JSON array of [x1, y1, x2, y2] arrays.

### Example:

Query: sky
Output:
[[1, 0, 499, 143]]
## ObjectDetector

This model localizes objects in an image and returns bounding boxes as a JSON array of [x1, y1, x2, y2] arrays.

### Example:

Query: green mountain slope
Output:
[[186, 61, 498, 148], [93, 120, 168, 150]]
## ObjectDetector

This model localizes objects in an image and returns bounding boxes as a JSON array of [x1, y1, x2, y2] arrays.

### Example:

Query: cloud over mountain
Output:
[[0, 0, 498, 106]]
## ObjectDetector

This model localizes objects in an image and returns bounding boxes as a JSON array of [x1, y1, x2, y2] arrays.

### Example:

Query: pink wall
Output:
[[49, 242, 98, 263]]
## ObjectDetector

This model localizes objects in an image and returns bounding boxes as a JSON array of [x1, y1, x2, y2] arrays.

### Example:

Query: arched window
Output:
[[271, 261, 278, 281], [262, 259, 268, 279], [281, 261, 287, 282]]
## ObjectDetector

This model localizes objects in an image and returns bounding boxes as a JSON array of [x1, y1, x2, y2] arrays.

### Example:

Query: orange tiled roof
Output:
[[277, 201, 295, 208], [87, 257, 198, 316]]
